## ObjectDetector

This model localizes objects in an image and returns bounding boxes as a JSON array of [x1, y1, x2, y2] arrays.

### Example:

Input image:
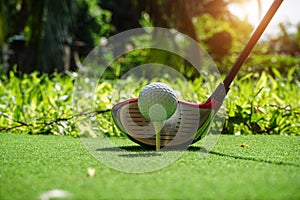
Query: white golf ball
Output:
[[138, 82, 178, 121]]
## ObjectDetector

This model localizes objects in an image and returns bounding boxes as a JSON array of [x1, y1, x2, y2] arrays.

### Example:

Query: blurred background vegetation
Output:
[[0, 0, 299, 75], [0, 0, 299, 136]]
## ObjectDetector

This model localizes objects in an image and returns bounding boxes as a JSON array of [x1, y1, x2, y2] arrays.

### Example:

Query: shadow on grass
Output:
[[96, 145, 207, 152], [188, 146, 300, 167], [97, 146, 149, 152], [97, 146, 299, 167], [96, 145, 207, 158], [96, 146, 162, 158], [208, 150, 300, 168]]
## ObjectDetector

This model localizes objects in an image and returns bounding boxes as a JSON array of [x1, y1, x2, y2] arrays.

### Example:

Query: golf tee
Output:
[[153, 121, 164, 151]]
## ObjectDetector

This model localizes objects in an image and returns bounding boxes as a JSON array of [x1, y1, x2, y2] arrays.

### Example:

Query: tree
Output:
[[267, 23, 300, 55], [99, 0, 141, 34], [0, 0, 76, 73], [1, 0, 111, 74]]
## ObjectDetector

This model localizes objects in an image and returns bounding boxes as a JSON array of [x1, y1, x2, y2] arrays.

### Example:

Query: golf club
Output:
[[112, 0, 283, 148]]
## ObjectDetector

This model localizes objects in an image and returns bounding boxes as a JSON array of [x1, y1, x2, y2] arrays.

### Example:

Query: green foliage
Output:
[[224, 70, 300, 135], [105, 48, 200, 80], [1, 64, 299, 136], [0, 71, 77, 135], [194, 13, 252, 53], [243, 53, 300, 80], [72, 0, 112, 45]]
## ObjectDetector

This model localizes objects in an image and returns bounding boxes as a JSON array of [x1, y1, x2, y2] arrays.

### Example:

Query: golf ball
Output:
[[138, 82, 177, 121]]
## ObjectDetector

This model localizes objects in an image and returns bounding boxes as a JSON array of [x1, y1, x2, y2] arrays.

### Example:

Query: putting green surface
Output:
[[1, 133, 299, 200]]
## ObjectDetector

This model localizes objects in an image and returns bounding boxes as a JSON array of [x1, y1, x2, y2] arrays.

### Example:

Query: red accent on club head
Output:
[[113, 96, 222, 112], [178, 98, 222, 111]]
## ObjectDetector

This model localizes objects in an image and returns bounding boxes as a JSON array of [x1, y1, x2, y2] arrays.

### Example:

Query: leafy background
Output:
[[1, 60, 299, 136]]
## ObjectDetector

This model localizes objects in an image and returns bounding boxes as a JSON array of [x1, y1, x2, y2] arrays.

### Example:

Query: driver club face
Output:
[[112, 98, 220, 148]]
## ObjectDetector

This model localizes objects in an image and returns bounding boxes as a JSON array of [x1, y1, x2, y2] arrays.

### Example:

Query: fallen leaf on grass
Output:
[[240, 143, 249, 148], [87, 167, 96, 177]]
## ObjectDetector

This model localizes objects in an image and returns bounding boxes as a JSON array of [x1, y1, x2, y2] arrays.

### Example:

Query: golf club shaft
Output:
[[223, 0, 283, 91]]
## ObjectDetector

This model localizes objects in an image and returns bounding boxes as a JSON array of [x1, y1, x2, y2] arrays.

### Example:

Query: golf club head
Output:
[[112, 97, 222, 148]]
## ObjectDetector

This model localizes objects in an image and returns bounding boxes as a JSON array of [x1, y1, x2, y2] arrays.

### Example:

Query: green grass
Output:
[[1, 133, 300, 200]]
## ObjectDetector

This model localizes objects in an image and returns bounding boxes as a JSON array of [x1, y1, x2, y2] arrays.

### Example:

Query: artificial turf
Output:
[[1, 133, 299, 200]]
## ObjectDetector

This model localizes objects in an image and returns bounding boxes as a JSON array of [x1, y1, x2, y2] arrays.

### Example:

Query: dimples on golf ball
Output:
[[138, 82, 177, 121]]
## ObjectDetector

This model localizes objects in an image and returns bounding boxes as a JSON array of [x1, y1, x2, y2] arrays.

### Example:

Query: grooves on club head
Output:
[[112, 97, 222, 149]]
